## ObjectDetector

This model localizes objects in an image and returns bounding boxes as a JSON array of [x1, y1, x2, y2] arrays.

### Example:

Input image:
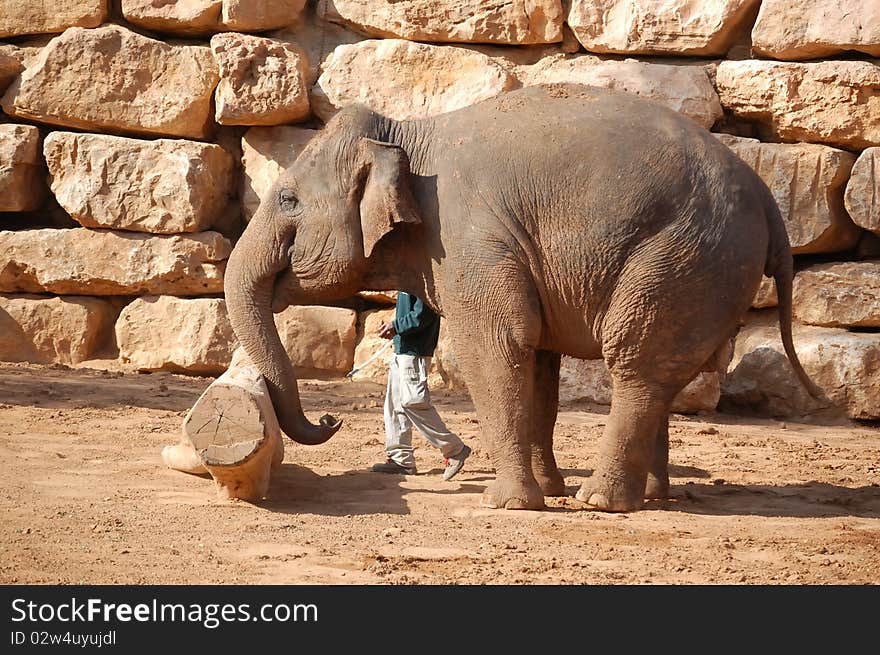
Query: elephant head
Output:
[[224, 107, 422, 445]]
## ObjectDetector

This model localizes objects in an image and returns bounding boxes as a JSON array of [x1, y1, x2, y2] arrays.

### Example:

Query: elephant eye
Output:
[[279, 189, 299, 212]]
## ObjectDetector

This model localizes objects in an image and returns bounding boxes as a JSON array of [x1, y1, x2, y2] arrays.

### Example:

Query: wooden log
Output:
[[180, 348, 284, 501], [161, 442, 208, 475]]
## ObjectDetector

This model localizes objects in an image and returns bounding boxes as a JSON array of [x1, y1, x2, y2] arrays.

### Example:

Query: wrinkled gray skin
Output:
[[225, 84, 822, 512]]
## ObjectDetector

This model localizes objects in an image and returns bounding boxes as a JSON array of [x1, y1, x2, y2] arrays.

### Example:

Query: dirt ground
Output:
[[1, 362, 878, 585]]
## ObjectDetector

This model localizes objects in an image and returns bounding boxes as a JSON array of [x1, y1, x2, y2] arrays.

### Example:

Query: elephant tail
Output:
[[764, 198, 826, 402]]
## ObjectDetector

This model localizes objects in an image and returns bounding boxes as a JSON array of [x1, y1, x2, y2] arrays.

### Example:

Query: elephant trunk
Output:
[[224, 220, 342, 446]]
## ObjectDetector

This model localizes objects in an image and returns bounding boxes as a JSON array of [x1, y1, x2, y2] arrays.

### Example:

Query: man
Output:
[[371, 292, 471, 480]]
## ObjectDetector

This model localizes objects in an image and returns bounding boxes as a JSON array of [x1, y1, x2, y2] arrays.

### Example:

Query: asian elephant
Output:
[[224, 83, 822, 512]]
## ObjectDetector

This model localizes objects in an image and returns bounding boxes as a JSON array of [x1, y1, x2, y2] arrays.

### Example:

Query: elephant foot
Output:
[[575, 474, 644, 512], [534, 470, 566, 497], [644, 473, 669, 500], [481, 476, 545, 510]]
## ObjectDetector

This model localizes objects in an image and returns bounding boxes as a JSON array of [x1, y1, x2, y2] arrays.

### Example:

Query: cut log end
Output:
[[171, 348, 284, 501]]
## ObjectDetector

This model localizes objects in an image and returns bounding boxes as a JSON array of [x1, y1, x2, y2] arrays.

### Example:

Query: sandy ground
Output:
[[1, 362, 878, 585]]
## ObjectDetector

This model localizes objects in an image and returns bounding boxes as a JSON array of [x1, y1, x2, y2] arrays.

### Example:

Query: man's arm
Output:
[[393, 295, 435, 336]]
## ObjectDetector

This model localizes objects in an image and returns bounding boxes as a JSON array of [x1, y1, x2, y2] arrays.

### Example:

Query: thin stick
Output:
[[346, 340, 393, 379]]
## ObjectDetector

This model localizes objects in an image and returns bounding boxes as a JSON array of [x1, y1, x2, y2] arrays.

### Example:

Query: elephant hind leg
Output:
[[576, 378, 671, 511], [530, 350, 565, 497], [644, 416, 670, 500]]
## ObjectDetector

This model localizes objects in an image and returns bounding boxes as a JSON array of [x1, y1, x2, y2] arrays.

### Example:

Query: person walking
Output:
[[371, 292, 471, 480]]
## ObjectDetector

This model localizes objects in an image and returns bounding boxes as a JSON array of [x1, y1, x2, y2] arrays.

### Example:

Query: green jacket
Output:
[[392, 292, 440, 357]]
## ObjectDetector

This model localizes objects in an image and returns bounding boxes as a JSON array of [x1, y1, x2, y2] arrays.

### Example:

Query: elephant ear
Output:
[[355, 138, 421, 260]]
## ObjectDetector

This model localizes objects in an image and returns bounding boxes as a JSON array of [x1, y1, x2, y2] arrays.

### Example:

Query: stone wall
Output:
[[1, 1, 878, 420]]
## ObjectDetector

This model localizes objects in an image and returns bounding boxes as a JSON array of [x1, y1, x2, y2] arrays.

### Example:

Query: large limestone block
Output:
[[567, 0, 759, 56], [0, 0, 107, 38], [753, 277, 778, 309], [792, 262, 880, 329], [313, 39, 517, 121], [0, 44, 43, 95], [0, 125, 45, 212], [0, 293, 115, 364], [1, 25, 219, 140], [559, 358, 721, 414], [845, 148, 880, 235], [121, 0, 222, 35], [0, 228, 230, 295], [319, 0, 563, 45], [351, 308, 396, 382], [715, 60, 880, 150], [715, 134, 859, 254], [268, 8, 367, 86], [43, 132, 234, 234], [211, 33, 310, 126], [121, 0, 305, 36], [240, 126, 317, 219], [520, 55, 722, 128], [116, 296, 236, 374], [752, 0, 880, 60], [722, 317, 880, 419], [274, 305, 357, 375], [222, 0, 306, 32], [0, 48, 21, 95]]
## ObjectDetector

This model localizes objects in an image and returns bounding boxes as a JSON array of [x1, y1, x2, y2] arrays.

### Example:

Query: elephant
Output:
[[224, 83, 822, 512]]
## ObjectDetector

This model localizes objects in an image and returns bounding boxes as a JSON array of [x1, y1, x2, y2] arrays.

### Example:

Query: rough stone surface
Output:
[[211, 33, 310, 126], [559, 358, 721, 414], [121, 0, 305, 36], [319, 0, 563, 45], [0, 228, 230, 296], [43, 132, 234, 234], [269, 9, 367, 86], [715, 134, 859, 254], [753, 277, 778, 309], [0, 0, 107, 38], [313, 39, 517, 121], [116, 296, 236, 374], [792, 262, 880, 329], [567, 0, 759, 56], [121, 0, 223, 35], [241, 126, 318, 219], [0, 125, 45, 212], [752, 0, 880, 60], [0, 48, 22, 95], [519, 55, 722, 128], [351, 308, 395, 382], [715, 60, 880, 150], [1, 25, 219, 140], [845, 147, 880, 235], [0, 293, 115, 364], [222, 0, 307, 32], [274, 305, 357, 375], [722, 315, 880, 420]]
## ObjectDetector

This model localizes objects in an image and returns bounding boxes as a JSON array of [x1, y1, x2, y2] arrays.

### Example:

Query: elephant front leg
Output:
[[473, 355, 545, 511], [445, 322, 544, 509], [531, 350, 565, 497], [443, 241, 545, 510]]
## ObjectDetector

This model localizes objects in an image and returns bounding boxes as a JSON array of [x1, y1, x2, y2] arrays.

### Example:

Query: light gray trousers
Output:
[[384, 354, 463, 468]]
